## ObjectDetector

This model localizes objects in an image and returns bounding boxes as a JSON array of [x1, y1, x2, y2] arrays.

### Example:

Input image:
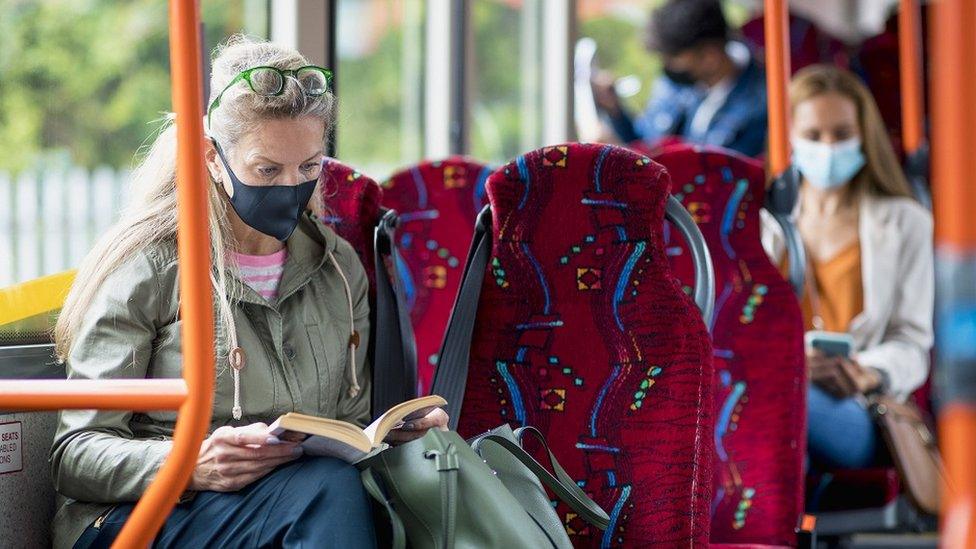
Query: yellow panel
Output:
[[0, 270, 77, 325]]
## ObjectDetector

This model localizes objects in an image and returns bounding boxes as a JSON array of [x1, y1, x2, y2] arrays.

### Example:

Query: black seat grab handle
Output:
[[372, 208, 419, 418], [665, 195, 716, 329]]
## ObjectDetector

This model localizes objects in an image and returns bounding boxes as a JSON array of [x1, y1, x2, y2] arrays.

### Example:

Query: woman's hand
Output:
[[838, 358, 883, 395], [807, 349, 881, 398], [591, 71, 623, 116], [808, 348, 856, 398], [384, 408, 450, 445], [190, 423, 304, 492]]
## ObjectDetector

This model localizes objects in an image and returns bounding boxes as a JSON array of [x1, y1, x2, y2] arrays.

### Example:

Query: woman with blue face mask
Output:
[[763, 65, 934, 473]]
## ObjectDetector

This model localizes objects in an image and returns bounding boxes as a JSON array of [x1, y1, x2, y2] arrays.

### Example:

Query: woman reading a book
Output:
[[48, 35, 448, 549]]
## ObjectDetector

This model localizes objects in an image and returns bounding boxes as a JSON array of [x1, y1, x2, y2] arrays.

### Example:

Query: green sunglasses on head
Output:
[[206, 65, 333, 128]]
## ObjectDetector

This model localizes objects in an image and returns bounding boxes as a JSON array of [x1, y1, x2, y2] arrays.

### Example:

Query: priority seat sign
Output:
[[0, 421, 23, 474]]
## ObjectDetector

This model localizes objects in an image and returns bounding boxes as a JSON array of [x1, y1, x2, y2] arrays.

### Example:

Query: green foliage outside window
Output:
[[0, 0, 265, 174]]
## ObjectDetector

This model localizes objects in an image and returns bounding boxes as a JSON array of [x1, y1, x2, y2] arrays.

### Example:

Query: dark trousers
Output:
[[74, 456, 377, 549]]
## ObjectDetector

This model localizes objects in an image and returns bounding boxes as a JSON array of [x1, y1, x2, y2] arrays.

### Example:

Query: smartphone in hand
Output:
[[804, 330, 854, 358]]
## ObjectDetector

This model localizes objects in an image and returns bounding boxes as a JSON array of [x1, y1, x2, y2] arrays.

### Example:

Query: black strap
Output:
[[372, 208, 419, 418], [905, 144, 932, 210], [471, 426, 611, 530], [431, 206, 492, 430]]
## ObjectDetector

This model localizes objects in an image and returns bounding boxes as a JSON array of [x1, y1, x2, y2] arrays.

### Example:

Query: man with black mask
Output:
[[593, 0, 768, 157]]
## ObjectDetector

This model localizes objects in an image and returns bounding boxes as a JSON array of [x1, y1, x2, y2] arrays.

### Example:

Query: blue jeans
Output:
[[74, 456, 376, 548], [807, 384, 880, 470]]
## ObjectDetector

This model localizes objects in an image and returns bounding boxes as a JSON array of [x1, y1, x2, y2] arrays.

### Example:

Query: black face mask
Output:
[[214, 142, 318, 242], [664, 66, 698, 87]]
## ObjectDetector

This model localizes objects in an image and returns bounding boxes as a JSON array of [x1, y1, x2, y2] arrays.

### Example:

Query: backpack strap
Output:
[[470, 426, 611, 530], [361, 468, 407, 549], [372, 208, 419, 417], [431, 206, 492, 429]]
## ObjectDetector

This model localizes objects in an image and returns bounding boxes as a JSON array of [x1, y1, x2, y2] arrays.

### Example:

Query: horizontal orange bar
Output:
[[0, 379, 187, 411]]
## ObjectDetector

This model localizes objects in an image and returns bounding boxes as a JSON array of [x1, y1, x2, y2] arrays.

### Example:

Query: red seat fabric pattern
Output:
[[318, 158, 384, 291], [455, 143, 714, 547], [653, 145, 805, 546], [382, 158, 492, 393]]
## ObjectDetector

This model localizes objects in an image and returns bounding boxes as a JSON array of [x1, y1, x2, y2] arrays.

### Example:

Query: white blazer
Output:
[[762, 193, 934, 400]]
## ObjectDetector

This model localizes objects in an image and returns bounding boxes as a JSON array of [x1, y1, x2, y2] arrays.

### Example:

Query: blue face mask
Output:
[[214, 141, 318, 241], [791, 136, 866, 190]]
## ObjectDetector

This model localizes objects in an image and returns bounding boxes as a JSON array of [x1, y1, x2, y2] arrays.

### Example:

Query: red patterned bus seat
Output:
[[382, 158, 492, 394], [455, 143, 714, 547], [653, 144, 806, 546], [318, 159, 384, 289]]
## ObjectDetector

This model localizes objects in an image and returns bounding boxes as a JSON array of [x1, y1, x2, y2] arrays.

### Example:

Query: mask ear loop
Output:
[[328, 252, 361, 398]]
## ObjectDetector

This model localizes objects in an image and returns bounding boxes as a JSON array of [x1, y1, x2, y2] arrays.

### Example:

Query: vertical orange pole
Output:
[[764, 0, 792, 176], [111, 0, 215, 546], [899, 0, 925, 154], [931, 0, 976, 547]]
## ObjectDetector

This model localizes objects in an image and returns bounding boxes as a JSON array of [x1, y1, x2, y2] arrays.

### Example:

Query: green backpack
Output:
[[359, 424, 609, 549]]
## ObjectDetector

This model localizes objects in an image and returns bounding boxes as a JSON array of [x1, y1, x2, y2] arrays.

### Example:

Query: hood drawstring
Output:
[[220, 250, 360, 421], [213, 271, 246, 421], [328, 251, 361, 399], [226, 302, 245, 421]]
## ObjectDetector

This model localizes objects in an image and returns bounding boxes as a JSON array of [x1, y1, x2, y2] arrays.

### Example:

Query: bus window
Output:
[[578, 0, 756, 150], [0, 0, 269, 290], [335, 0, 426, 179], [470, 1, 545, 164]]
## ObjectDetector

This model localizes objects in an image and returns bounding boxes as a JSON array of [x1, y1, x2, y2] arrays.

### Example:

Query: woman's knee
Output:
[[806, 385, 878, 468], [290, 456, 363, 492]]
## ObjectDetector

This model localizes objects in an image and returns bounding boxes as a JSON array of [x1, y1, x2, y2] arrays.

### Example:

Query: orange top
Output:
[[802, 243, 864, 332]]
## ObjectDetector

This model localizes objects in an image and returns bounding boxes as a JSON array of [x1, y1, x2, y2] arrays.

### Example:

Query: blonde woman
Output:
[[50, 35, 447, 549], [764, 65, 933, 470]]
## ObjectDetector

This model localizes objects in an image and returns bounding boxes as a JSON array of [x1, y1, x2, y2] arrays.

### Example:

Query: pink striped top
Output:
[[231, 248, 288, 301]]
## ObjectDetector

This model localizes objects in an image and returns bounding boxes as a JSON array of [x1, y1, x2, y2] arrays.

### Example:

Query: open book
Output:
[[267, 395, 447, 463]]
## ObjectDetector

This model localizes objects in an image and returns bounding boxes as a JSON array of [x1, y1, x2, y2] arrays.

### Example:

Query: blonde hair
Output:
[[54, 34, 336, 361], [789, 64, 914, 200]]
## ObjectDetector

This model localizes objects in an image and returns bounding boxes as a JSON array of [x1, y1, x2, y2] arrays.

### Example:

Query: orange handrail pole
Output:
[[899, 0, 926, 154], [931, 0, 976, 547], [112, 0, 215, 546], [764, 0, 792, 176], [0, 380, 187, 411]]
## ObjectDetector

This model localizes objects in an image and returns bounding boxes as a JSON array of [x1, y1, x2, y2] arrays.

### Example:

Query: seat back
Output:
[[0, 274, 75, 548], [0, 348, 62, 549], [449, 144, 714, 546], [319, 159, 417, 416], [854, 16, 905, 156], [653, 144, 806, 545], [741, 12, 848, 74], [382, 158, 491, 393], [319, 160, 384, 288]]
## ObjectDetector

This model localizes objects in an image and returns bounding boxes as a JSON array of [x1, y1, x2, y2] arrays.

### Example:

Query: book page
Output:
[[300, 435, 369, 463], [268, 414, 372, 457], [363, 395, 448, 445]]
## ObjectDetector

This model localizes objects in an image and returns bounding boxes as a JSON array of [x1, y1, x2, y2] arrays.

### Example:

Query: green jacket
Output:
[[49, 214, 371, 548]]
